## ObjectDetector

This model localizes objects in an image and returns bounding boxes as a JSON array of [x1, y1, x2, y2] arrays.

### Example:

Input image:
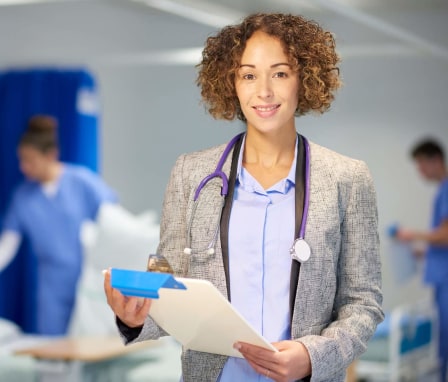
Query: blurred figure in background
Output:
[[0, 114, 117, 335], [396, 139, 448, 382]]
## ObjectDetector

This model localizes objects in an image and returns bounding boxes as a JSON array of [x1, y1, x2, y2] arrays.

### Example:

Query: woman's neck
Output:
[[243, 129, 296, 169], [242, 129, 297, 189]]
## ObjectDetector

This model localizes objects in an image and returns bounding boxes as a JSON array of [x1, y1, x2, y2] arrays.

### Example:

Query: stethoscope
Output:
[[183, 133, 312, 263]]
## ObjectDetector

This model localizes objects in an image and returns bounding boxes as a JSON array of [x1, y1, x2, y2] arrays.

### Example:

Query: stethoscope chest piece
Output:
[[290, 238, 311, 263]]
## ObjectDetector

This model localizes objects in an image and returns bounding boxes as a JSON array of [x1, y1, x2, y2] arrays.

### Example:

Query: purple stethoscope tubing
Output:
[[300, 136, 310, 240], [185, 133, 245, 256], [184, 133, 311, 262], [193, 133, 245, 201], [194, 133, 310, 237]]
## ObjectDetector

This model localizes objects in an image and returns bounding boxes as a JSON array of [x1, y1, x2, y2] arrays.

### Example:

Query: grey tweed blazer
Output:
[[124, 137, 384, 382]]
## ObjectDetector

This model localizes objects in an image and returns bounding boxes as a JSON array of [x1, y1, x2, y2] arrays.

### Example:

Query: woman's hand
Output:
[[103, 268, 152, 328], [234, 340, 311, 382]]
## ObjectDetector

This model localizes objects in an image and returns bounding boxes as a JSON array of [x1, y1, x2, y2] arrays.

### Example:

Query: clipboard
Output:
[[111, 268, 277, 358]]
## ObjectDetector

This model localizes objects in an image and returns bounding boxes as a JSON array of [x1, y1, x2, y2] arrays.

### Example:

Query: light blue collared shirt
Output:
[[218, 136, 297, 382]]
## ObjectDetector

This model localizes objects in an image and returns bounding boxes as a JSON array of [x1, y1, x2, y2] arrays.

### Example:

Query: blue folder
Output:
[[111, 268, 186, 299]]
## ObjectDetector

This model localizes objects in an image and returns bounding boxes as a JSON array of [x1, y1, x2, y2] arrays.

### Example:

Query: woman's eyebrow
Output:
[[239, 62, 291, 68]]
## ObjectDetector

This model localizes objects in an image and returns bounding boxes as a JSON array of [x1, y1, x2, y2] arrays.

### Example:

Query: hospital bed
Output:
[[0, 318, 38, 382], [356, 298, 440, 382], [0, 319, 178, 382], [0, 205, 181, 382]]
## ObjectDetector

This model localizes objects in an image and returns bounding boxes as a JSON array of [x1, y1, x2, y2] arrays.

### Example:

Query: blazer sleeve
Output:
[[298, 160, 384, 381]]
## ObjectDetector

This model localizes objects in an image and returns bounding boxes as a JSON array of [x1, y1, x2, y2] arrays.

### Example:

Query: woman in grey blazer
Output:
[[104, 13, 384, 382]]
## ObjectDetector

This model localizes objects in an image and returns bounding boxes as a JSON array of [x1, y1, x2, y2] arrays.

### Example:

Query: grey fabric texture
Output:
[[123, 139, 384, 382]]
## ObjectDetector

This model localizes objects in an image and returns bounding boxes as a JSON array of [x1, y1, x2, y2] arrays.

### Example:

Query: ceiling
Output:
[[0, 0, 447, 68]]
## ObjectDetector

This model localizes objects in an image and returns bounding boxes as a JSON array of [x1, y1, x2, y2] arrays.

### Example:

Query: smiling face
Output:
[[235, 31, 299, 136]]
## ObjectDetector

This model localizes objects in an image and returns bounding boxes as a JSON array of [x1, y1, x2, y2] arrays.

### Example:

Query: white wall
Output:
[[1, 1, 447, 311]]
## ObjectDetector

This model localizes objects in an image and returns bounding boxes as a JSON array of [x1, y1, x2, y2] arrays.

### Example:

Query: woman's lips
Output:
[[252, 104, 280, 117]]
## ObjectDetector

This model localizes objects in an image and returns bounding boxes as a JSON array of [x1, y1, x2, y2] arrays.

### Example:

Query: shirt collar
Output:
[[236, 133, 298, 193]]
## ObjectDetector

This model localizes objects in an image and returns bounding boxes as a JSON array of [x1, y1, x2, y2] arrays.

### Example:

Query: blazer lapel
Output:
[[220, 135, 244, 301], [290, 134, 306, 323]]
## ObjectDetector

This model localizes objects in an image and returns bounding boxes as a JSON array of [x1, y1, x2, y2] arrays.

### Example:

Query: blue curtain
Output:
[[0, 68, 100, 333]]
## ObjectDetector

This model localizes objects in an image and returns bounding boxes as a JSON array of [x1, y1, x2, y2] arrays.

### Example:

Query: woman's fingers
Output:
[[103, 268, 151, 327]]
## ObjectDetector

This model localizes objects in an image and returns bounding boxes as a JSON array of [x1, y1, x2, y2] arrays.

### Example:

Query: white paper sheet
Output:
[[149, 278, 277, 358]]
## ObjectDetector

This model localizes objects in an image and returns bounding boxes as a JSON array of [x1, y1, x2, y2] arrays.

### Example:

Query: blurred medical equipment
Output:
[[0, 318, 38, 382], [71, 203, 160, 336], [73, 203, 182, 381], [385, 223, 419, 285], [356, 298, 439, 382]]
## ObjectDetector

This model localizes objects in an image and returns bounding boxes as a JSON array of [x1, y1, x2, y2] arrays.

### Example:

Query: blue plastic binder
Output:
[[111, 268, 187, 299]]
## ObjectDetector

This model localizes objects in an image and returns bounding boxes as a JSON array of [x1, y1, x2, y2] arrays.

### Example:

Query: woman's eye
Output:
[[242, 73, 255, 80], [274, 72, 288, 78]]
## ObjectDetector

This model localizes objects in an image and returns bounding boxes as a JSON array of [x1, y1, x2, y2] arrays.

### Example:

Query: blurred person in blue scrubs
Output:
[[0, 114, 117, 335], [396, 139, 448, 382]]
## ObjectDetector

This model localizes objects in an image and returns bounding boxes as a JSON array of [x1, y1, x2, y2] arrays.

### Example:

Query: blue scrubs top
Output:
[[3, 163, 117, 335], [423, 178, 448, 380], [424, 178, 448, 285]]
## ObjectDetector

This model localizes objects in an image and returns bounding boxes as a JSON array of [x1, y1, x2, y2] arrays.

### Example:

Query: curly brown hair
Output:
[[196, 13, 342, 121]]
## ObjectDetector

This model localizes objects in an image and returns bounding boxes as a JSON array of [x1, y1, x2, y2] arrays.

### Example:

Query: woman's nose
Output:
[[256, 76, 273, 99]]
